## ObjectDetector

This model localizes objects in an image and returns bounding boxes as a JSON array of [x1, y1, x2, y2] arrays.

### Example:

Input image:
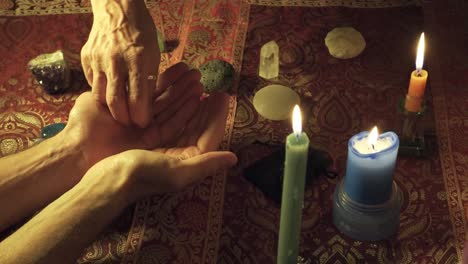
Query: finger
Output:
[[161, 96, 200, 144], [128, 61, 153, 128], [154, 81, 203, 124], [155, 62, 190, 98], [175, 101, 205, 148], [144, 95, 200, 149], [153, 69, 202, 117], [92, 70, 107, 104], [197, 93, 230, 152], [85, 68, 94, 88], [81, 47, 93, 87], [175, 151, 238, 186], [106, 63, 130, 125], [82, 63, 93, 87]]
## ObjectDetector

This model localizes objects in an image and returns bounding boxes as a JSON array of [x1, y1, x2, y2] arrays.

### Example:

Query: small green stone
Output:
[[199, 60, 235, 94], [41, 123, 66, 139]]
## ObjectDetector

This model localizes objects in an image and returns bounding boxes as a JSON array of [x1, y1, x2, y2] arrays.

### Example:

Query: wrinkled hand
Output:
[[81, 0, 160, 127], [66, 62, 231, 172], [66, 62, 203, 168]]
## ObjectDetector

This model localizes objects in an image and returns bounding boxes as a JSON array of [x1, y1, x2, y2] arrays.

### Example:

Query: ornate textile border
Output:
[[120, 1, 197, 262], [426, 0, 467, 260], [0, 0, 424, 17], [203, 3, 251, 262], [0, 0, 159, 16], [247, 0, 422, 7]]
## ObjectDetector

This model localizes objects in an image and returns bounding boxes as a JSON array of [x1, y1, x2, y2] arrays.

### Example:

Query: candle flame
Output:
[[292, 105, 302, 135], [415, 32, 425, 71], [368, 126, 379, 146]]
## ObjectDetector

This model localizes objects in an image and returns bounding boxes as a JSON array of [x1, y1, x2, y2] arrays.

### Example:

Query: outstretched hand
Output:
[[65, 62, 231, 171], [72, 61, 236, 201], [83, 148, 237, 203]]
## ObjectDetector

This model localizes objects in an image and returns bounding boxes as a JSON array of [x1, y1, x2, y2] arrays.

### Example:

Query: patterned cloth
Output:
[[0, 0, 466, 263]]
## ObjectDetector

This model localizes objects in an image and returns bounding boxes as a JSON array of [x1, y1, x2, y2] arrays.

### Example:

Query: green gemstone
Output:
[[41, 123, 66, 139]]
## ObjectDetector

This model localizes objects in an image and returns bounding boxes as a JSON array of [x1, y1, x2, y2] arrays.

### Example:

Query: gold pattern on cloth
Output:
[[217, 3, 463, 263], [0, 0, 160, 16], [247, 0, 422, 7], [0, 0, 466, 263], [122, 1, 251, 263]]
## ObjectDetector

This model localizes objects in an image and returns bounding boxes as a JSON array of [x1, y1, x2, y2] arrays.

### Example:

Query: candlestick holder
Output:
[[397, 98, 426, 157], [332, 179, 402, 241]]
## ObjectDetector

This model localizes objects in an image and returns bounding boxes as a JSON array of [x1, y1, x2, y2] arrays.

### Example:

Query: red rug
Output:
[[218, 3, 465, 263], [0, 0, 466, 263]]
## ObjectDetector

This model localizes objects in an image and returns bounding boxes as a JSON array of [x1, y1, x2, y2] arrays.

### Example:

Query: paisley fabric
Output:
[[220, 4, 465, 263], [0, 0, 466, 263]]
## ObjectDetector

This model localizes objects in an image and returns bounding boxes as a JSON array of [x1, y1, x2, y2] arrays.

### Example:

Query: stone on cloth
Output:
[[41, 123, 66, 139], [259, 40, 279, 79], [253, 84, 300, 121], [28, 50, 88, 94], [28, 50, 71, 94], [199, 59, 235, 94], [325, 27, 366, 59]]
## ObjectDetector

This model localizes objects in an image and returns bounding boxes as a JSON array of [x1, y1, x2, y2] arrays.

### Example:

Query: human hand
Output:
[[81, 0, 160, 127], [146, 58, 231, 160], [81, 149, 237, 203], [65, 62, 205, 169]]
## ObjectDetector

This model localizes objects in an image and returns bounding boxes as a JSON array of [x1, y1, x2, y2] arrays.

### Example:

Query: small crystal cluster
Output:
[[28, 50, 71, 94]]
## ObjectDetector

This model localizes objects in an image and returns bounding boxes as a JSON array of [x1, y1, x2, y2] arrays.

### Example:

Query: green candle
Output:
[[277, 105, 309, 264]]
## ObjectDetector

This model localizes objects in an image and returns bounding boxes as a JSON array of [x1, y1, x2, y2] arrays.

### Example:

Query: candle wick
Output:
[[372, 144, 375, 150], [416, 69, 422, 77]]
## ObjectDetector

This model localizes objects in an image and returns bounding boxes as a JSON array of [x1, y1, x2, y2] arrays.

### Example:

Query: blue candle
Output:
[[344, 127, 399, 205], [277, 105, 309, 264]]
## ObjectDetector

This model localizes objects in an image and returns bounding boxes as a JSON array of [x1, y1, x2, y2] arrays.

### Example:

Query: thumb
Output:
[[177, 151, 238, 185]]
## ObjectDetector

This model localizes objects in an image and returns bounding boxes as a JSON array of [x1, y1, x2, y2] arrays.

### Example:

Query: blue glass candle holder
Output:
[[332, 131, 402, 241], [333, 180, 402, 241]]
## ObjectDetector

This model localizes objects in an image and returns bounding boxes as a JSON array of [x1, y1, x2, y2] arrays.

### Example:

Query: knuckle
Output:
[[91, 90, 104, 102], [80, 45, 90, 57], [91, 49, 103, 60], [106, 94, 121, 107], [108, 73, 123, 85], [128, 91, 143, 104]]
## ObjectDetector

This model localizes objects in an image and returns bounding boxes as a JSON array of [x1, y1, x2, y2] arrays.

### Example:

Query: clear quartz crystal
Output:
[[259, 40, 279, 79]]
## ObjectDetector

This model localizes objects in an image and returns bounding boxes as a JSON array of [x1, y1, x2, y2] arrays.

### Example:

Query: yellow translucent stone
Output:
[[259, 40, 279, 79], [253, 84, 300, 121], [325, 27, 366, 59]]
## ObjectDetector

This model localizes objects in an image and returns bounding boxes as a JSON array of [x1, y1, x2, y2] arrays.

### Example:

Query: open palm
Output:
[[151, 92, 229, 160], [65, 62, 228, 168]]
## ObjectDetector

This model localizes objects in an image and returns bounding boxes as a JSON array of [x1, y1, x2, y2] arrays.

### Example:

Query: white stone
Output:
[[325, 27, 366, 59], [259, 40, 279, 79], [253, 84, 300, 121]]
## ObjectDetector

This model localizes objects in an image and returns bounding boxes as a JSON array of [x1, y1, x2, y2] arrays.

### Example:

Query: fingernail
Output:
[[200, 93, 210, 101]]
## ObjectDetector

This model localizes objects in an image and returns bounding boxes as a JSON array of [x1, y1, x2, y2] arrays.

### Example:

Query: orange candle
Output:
[[405, 33, 428, 112]]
